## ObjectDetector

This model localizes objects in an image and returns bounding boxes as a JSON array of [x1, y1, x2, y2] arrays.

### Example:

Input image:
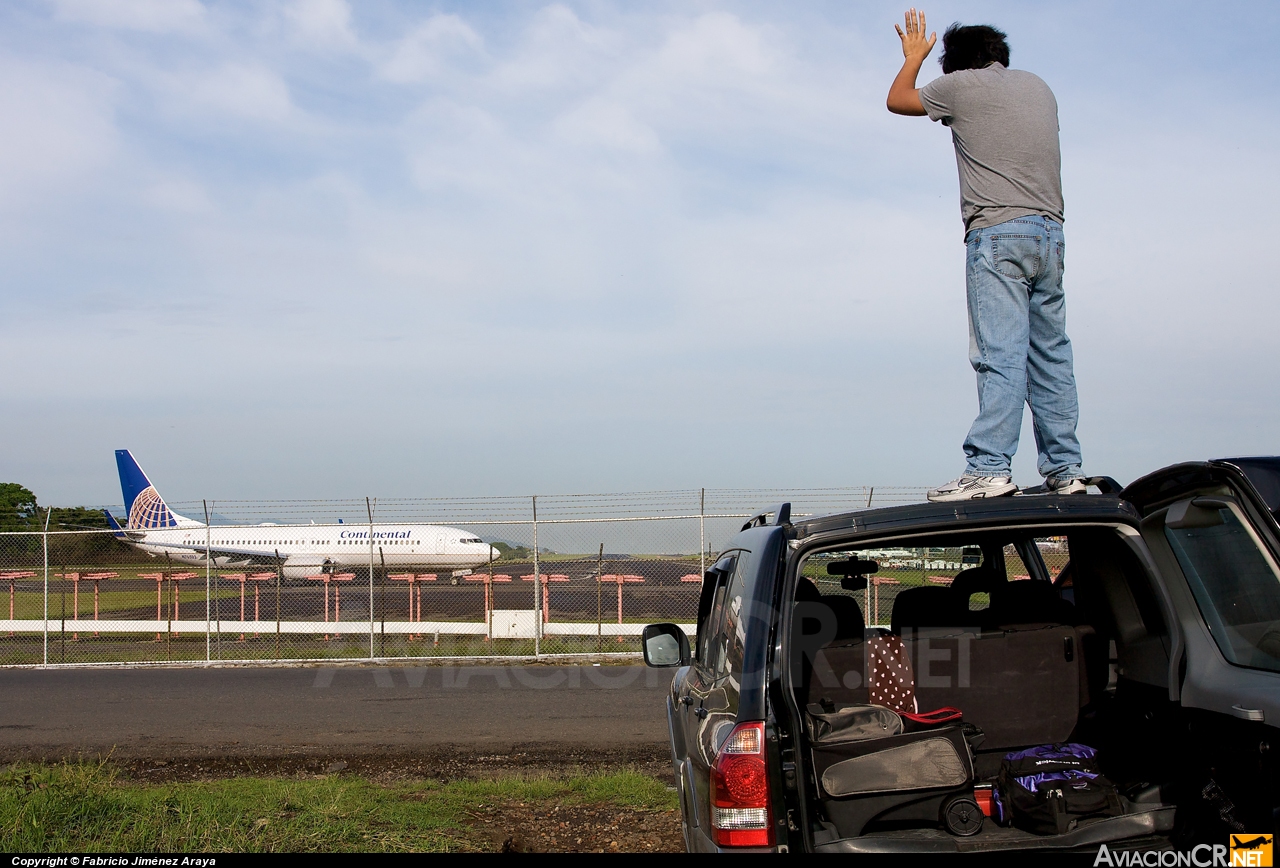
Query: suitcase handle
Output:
[[901, 706, 963, 725]]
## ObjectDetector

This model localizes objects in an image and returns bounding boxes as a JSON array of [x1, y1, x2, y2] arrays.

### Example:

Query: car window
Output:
[[708, 551, 752, 684], [701, 579, 729, 667], [801, 541, 1043, 627], [1033, 536, 1070, 581], [1165, 505, 1280, 673], [696, 554, 736, 665]]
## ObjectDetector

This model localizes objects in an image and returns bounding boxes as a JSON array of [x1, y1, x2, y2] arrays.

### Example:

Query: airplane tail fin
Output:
[[114, 449, 179, 529]]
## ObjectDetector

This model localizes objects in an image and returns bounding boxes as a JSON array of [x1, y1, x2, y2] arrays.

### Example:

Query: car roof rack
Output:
[[742, 502, 791, 531]]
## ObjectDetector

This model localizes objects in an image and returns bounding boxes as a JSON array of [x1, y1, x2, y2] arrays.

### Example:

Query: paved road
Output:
[[0, 665, 674, 760]]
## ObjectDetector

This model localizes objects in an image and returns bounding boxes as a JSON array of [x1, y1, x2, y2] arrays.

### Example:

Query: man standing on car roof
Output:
[[887, 9, 1086, 502]]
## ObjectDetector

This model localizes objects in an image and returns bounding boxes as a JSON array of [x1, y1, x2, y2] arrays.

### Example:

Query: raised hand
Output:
[[894, 8, 936, 62]]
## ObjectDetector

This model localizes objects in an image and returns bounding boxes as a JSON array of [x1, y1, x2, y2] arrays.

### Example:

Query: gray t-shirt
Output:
[[920, 64, 1063, 233]]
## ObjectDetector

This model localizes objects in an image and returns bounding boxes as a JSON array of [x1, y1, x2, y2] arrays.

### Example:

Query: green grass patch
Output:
[[495, 554, 701, 564], [0, 762, 676, 853], [0, 633, 652, 665], [7, 589, 243, 620]]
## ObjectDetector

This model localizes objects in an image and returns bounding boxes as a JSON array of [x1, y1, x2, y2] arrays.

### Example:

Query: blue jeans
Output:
[[962, 215, 1082, 480]]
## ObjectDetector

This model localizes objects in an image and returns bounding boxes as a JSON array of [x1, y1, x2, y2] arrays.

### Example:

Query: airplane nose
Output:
[[489, 546, 502, 561]]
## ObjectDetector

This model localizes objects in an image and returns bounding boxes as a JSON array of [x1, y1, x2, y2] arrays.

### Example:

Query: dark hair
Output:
[[939, 24, 1009, 74]]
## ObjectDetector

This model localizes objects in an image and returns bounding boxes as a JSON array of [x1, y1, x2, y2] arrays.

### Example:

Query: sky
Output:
[[2, 0, 1278, 507]]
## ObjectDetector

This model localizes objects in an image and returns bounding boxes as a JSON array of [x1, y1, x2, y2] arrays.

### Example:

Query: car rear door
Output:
[[675, 552, 738, 851], [1123, 459, 1280, 831], [679, 544, 773, 851]]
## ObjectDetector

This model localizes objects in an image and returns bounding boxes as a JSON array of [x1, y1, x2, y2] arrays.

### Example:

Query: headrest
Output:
[[988, 579, 1077, 626], [795, 577, 823, 603], [950, 566, 1003, 599], [891, 586, 962, 634], [821, 594, 865, 642]]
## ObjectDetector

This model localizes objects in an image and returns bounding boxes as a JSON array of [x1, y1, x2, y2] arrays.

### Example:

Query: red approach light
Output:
[[709, 720, 773, 848]]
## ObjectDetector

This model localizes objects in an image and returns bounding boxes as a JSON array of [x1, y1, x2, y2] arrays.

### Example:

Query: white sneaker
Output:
[[927, 475, 1018, 503], [1045, 476, 1088, 495]]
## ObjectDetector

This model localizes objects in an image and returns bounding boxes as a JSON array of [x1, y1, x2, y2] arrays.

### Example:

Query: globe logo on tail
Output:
[[127, 486, 176, 529]]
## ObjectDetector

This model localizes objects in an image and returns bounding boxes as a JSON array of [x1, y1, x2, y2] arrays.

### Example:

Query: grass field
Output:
[[0, 633, 648, 666], [0, 762, 679, 853], [4, 589, 244, 620]]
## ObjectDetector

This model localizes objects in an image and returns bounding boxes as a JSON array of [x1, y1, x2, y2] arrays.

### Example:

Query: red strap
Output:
[[900, 706, 962, 725]]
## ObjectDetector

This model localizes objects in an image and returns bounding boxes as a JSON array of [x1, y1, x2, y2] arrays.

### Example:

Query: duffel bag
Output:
[[805, 702, 902, 744], [992, 743, 1123, 835]]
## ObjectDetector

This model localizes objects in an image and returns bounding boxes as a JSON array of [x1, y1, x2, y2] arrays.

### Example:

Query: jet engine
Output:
[[282, 555, 331, 580]]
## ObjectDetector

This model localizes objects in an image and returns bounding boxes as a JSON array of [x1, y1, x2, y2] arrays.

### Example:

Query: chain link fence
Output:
[[0, 486, 928, 666]]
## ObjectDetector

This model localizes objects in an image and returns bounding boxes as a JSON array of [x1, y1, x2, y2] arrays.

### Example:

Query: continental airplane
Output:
[[104, 450, 501, 578]]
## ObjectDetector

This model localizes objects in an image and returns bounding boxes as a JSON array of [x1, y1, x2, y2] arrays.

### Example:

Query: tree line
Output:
[[0, 483, 149, 566]]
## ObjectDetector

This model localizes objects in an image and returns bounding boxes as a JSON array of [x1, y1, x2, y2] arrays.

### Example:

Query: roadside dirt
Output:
[[57, 744, 676, 786], [464, 800, 682, 853]]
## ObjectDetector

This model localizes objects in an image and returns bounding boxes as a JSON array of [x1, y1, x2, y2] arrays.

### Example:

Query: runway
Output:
[[0, 664, 674, 761]]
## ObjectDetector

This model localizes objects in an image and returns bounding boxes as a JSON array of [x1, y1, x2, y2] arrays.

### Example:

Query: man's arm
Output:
[[887, 7, 935, 116]]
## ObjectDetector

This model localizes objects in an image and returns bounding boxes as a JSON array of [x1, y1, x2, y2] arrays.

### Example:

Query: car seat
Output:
[[794, 579, 869, 706], [988, 579, 1079, 626], [890, 586, 962, 633], [822, 594, 865, 642], [881, 573, 1088, 751]]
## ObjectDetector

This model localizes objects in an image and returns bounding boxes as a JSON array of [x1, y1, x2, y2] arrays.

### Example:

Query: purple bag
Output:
[[992, 743, 1123, 834]]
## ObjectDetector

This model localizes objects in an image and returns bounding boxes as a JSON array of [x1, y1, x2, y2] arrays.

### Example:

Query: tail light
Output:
[[709, 720, 774, 847]]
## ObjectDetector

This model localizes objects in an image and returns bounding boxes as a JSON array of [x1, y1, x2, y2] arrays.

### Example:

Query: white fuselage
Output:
[[127, 522, 500, 576]]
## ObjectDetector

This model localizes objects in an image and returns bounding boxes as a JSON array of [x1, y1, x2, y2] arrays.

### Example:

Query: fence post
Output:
[[865, 489, 874, 619], [274, 555, 281, 660], [379, 548, 387, 659], [42, 508, 50, 666], [531, 496, 540, 659], [366, 497, 376, 660], [699, 488, 706, 578], [596, 543, 603, 653], [204, 500, 211, 663]]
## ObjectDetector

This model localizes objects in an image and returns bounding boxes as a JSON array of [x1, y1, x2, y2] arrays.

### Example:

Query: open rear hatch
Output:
[[788, 527, 1183, 851]]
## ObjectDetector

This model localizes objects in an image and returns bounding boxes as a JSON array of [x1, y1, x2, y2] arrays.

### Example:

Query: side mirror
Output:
[[642, 623, 691, 668]]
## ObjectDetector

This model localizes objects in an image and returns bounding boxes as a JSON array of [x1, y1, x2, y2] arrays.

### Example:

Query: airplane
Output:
[[1232, 836, 1272, 850], [104, 450, 502, 578]]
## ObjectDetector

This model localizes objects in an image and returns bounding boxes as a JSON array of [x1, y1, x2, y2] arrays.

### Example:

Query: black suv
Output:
[[642, 458, 1280, 853]]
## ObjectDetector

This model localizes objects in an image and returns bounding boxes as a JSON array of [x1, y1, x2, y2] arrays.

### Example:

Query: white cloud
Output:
[[621, 11, 841, 157], [186, 63, 295, 123], [47, 0, 205, 33], [552, 98, 662, 155], [284, 0, 359, 52], [380, 14, 484, 83], [0, 60, 117, 204], [483, 4, 614, 94], [142, 177, 212, 213], [402, 98, 508, 193], [650, 12, 779, 87]]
